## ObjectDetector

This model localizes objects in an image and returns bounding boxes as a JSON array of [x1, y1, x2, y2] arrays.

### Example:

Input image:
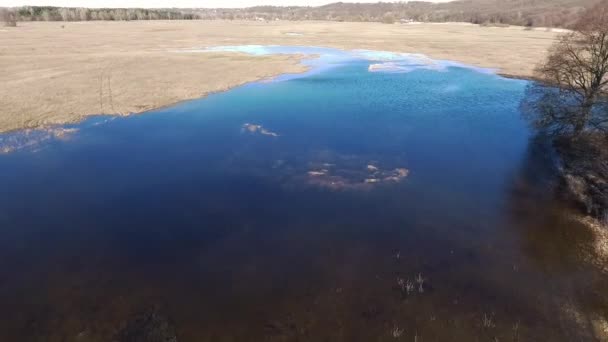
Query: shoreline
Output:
[[0, 66, 534, 137], [0, 52, 308, 135], [0, 60, 311, 137], [0, 21, 559, 134], [0, 68, 528, 138], [551, 135, 608, 277], [0, 49, 537, 138], [498, 73, 540, 83], [0, 47, 535, 137]]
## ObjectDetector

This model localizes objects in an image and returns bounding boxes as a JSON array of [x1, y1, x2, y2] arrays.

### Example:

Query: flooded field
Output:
[[0, 48, 606, 341]]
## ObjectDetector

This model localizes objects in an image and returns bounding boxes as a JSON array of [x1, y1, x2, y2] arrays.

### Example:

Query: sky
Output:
[[0, 0, 452, 8]]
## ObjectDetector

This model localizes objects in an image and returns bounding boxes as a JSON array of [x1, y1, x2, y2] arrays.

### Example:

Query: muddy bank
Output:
[[554, 135, 608, 274], [557, 136, 608, 223]]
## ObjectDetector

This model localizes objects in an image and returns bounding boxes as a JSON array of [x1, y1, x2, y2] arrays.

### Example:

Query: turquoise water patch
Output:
[[192, 45, 497, 80]]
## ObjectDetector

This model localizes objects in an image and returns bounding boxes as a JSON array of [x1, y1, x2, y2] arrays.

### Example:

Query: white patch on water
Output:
[[368, 62, 444, 73], [352, 50, 431, 62], [203, 45, 272, 55], [442, 84, 462, 93]]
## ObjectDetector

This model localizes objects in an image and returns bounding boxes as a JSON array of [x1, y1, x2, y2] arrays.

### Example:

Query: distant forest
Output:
[[10, 6, 199, 21], [4, 0, 603, 28]]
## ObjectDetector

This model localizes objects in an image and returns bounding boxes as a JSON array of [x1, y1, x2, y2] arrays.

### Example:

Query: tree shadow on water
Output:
[[507, 134, 597, 270], [506, 134, 608, 340]]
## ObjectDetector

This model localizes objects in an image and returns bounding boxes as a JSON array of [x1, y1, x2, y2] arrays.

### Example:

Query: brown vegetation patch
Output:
[[0, 127, 77, 154], [306, 162, 409, 191], [557, 135, 608, 222]]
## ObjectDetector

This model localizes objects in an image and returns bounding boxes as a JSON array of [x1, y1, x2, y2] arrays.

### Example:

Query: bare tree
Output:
[[1, 8, 17, 27], [523, 0, 608, 137], [77, 8, 90, 21]]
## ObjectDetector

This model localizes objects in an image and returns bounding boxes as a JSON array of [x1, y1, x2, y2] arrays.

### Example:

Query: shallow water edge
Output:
[[0, 45, 518, 143]]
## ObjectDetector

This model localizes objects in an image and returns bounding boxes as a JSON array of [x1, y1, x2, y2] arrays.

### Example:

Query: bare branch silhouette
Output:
[[522, 0, 608, 138]]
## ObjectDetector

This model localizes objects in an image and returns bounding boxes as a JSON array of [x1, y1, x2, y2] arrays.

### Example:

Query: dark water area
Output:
[[1, 50, 607, 341]]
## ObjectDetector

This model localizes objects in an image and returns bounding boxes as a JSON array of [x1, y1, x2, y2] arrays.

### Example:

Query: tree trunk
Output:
[[573, 102, 593, 137]]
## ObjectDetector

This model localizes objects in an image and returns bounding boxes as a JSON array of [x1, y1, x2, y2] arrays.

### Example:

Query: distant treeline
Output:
[[12, 6, 200, 21], [201, 0, 599, 28], [2, 0, 602, 27]]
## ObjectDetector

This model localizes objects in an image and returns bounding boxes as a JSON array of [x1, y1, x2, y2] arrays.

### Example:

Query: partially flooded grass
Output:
[[0, 127, 78, 154]]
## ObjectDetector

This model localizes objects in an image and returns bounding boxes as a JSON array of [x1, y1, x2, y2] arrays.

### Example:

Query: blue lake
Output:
[[0, 47, 605, 341]]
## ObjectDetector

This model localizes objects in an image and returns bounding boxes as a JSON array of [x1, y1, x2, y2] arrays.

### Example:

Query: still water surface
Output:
[[0, 47, 606, 341]]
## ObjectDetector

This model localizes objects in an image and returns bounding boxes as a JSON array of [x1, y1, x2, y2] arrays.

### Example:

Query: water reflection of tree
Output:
[[507, 136, 595, 269], [521, 85, 607, 137], [521, 0, 608, 138], [519, 0, 608, 232]]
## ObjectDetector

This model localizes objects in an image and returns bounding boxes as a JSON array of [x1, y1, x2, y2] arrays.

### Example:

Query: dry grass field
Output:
[[0, 20, 561, 133]]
